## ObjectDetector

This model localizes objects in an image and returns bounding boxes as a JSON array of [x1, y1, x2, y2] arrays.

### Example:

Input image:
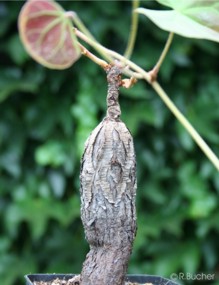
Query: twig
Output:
[[66, 11, 112, 63], [149, 32, 174, 81], [79, 43, 108, 68], [151, 81, 219, 171], [124, 0, 140, 59]]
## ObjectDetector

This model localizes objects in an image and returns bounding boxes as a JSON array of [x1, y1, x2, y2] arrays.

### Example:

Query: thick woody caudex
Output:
[[80, 65, 137, 285]]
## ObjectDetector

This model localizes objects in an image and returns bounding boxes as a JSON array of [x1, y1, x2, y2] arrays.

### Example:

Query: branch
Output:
[[149, 32, 174, 81], [124, 0, 140, 59], [67, 11, 112, 63], [79, 43, 108, 68]]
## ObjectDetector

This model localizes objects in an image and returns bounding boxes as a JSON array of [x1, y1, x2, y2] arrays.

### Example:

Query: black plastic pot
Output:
[[25, 274, 179, 285]]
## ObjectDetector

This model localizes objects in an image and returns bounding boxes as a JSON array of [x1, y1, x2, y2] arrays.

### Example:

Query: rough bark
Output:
[[80, 66, 137, 285]]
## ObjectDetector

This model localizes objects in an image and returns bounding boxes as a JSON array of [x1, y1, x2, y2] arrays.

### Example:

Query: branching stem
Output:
[[74, 28, 219, 171], [68, 11, 112, 63], [149, 32, 174, 80], [79, 43, 108, 68]]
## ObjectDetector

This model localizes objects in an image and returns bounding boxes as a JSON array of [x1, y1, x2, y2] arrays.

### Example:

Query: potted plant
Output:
[[18, 0, 219, 284]]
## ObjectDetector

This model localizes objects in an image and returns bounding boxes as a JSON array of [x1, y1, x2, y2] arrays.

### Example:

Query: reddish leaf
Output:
[[18, 0, 81, 69]]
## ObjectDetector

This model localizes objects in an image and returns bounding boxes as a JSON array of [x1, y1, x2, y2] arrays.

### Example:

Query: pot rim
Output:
[[24, 273, 179, 285]]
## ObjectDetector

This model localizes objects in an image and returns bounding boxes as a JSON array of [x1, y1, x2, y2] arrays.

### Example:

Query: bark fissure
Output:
[[80, 65, 137, 285]]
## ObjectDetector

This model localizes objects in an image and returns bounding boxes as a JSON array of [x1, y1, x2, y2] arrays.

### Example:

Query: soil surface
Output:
[[33, 275, 153, 285]]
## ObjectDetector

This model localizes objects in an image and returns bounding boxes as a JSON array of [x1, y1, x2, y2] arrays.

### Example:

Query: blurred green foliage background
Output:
[[0, 1, 219, 285]]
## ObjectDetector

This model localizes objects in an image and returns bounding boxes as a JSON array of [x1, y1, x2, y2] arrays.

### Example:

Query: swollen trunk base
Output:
[[80, 66, 137, 285]]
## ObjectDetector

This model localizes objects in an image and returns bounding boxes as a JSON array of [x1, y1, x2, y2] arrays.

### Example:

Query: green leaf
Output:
[[0, 253, 36, 285], [157, 0, 219, 11], [0, 68, 38, 102], [48, 169, 66, 198], [0, 3, 11, 37], [71, 79, 98, 156], [181, 242, 200, 274], [35, 140, 67, 167], [136, 8, 219, 42], [189, 195, 217, 218], [5, 196, 80, 240], [184, 6, 219, 32], [177, 123, 194, 151], [156, 0, 195, 10], [178, 162, 218, 218], [7, 35, 29, 65], [162, 0, 219, 32]]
